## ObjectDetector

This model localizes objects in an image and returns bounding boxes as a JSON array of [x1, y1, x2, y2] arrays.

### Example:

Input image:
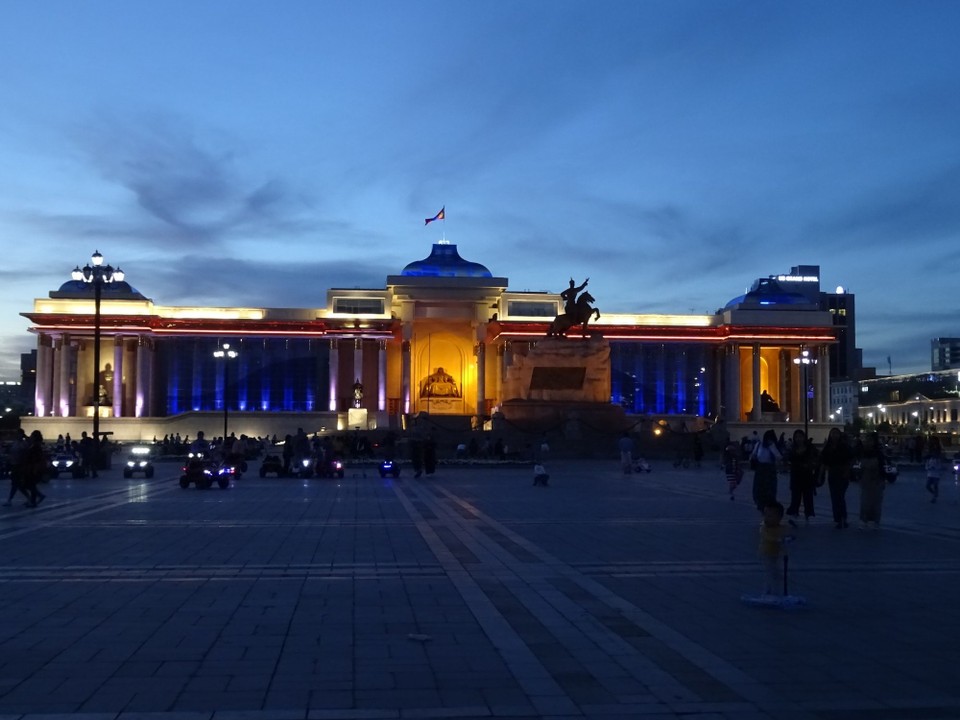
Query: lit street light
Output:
[[76, 250, 123, 472], [793, 347, 817, 438], [213, 342, 239, 444]]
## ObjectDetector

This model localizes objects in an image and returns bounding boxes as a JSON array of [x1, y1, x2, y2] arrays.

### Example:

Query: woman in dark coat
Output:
[[786, 429, 819, 523], [22, 430, 48, 508], [858, 432, 888, 529], [750, 429, 782, 511], [819, 427, 853, 529]]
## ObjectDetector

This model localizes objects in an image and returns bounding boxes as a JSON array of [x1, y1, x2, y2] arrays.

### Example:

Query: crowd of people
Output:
[[721, 427, 958, 600]]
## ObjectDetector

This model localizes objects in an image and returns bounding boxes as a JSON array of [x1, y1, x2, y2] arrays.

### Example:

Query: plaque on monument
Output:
[[529, 367, 586, 391]]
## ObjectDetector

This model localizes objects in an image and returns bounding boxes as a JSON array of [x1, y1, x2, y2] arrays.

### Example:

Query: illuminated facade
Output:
[[22, 247, 837, 438]]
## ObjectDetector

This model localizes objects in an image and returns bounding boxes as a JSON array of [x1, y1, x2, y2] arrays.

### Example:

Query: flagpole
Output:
[[441, 203, 445, 243]]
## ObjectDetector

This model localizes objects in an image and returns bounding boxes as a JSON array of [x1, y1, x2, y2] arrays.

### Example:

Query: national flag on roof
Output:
[[424, 207, 445, 225]]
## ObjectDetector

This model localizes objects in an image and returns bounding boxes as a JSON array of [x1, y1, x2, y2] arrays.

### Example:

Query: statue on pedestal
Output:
[[420, 367, 460, 398], [547, 277, 600, 338], [97, 363, 113, 406]]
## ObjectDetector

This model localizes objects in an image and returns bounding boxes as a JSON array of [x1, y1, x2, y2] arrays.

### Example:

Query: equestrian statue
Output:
[[546, 277, 600, 338]]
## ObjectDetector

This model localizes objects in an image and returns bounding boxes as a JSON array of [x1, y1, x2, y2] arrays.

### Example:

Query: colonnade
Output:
[[721, 343, 831, 424], [34, 332, 156, 419], [33, 330, 832, 426]]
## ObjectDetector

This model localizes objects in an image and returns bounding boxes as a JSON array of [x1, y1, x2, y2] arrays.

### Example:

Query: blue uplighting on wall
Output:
[[169, 354, 180, 414], [675, 353, 687, 414], [237, 355, 248, 411], [655, 350, 666, 413], [609, 341, 717, 417]]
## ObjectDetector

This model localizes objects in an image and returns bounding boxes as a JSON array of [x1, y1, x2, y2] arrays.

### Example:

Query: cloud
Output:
[[57, 111, 323, 248], [807, 162, 960, 246], [131, 255, 397, 309]]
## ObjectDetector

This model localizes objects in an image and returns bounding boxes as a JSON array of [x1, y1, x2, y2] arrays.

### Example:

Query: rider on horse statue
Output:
[[560, 277, 589, 317], [548, 277, 600, 338]]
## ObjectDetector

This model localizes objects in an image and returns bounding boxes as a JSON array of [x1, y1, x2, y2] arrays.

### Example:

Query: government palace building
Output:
[[21, 245, 844, 442]]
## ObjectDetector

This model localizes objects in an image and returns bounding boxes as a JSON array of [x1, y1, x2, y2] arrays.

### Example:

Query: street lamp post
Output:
[[793, 347, 817, 438], [77, 250, 123, 472], [213, 343, 239, 443]]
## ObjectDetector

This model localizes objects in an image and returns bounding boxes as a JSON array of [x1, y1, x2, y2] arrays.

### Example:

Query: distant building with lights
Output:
[[857, 369, 960, 436], [931, 338, 960, 372], [21, 246, 840, 441]]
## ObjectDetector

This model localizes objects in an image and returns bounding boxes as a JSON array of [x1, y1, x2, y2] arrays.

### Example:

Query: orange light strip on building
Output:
[[489, 329, 835, 342], [28, 324, 396, 340]]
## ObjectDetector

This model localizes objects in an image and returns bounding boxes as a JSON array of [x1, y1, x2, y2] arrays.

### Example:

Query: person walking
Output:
[[409, 437, 424, 478], [3, 430, 32, 507], [423, 434, 438, 476], [21, 430, 48, 508], [78, 430, 98, 478], [722, 440, 742, 500], [786, 429, 819, 525], [749, 429, 782, 511], [618, 432, 634, 474], [924, 436, 944, 503], [820, 427, 853, 529], [858, 431, 888, 529]]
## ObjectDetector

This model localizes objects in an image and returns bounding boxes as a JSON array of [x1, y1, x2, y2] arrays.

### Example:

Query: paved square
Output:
[[1, 456, 959, 719]]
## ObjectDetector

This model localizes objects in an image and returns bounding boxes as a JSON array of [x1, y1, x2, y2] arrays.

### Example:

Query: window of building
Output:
[[333, 298, 384, 315], [506, 301, 558, 318]]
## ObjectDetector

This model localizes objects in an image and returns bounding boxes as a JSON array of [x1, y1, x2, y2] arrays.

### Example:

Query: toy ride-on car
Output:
[[49, 452, 84, 478], [317, 457, 345, 479], [179, 453, 228, 489], [292, 455, 316, 479], [123, 445, 155, 478], [259, 453, 285, 478], [378, 459, 401, 478]]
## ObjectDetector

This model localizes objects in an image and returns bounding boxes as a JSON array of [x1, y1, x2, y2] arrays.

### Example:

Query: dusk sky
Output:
[[2, 1, 958, 380]]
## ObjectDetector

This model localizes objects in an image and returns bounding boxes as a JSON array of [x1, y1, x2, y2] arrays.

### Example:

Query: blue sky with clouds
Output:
[[1, 1, 958, 379]]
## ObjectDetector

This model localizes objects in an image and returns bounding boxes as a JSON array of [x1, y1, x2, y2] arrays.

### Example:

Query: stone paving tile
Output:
[[1, 461, 959, 718]]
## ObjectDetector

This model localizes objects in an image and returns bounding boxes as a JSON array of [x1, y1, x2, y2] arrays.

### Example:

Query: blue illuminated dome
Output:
[[51, 279, 147, 300], [401, 243, 492, 278], [724, 277, 812, 309]]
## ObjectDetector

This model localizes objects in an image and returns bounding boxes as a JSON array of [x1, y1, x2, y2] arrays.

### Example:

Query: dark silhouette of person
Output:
[[560, 277, 589, 316], [760, 390, 780, 412], [423, 435, 437, 475], [410, 438, 424, 478]]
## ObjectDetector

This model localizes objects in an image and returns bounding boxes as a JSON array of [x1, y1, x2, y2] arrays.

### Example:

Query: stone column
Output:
[[495, 343, 506, 408], [113, 336, 124, 418], [328, 339, 339, 412], [36, 334, 54, 417], [353, 338, 364, 407], [725, 344, 741, 422], [377, 340, 387, 412], [135, 336, 149, 418], [475, 342, 486, 416], [750, 344, 762, 421], [818, 345, 831, 423], [497, 340, 513, 386], [61, 335, 75, 417], [401, 340, 411, 414], [146, 338, 156, 417], [53, 335, 70, 417], [778, 349, 789, 417], [711, 347, 723, 420]]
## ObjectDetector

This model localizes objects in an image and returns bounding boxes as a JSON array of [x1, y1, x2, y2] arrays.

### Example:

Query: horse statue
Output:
[[546, 291, 600, 338]]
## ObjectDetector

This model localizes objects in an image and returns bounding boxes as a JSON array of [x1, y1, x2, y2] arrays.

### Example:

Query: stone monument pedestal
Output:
[[498, 337, 627, 436]]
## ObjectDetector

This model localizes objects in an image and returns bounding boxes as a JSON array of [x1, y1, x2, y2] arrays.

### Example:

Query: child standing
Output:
[[722, 441, 742, 500], [532, 463, 550, 487], [758, 502, 793, 597]]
